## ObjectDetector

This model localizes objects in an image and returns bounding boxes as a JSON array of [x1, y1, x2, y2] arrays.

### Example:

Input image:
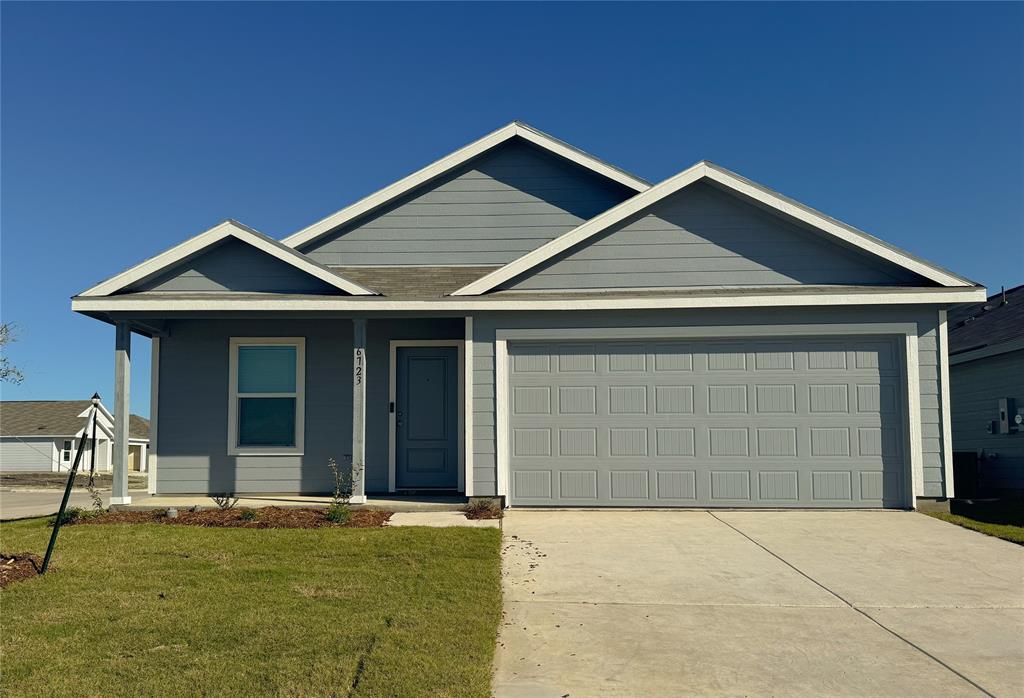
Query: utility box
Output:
[[998, 398, 1017, 434]]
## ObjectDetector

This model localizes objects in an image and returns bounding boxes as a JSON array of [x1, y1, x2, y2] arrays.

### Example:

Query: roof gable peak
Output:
[[78, 220, 378, 298], [452, 161, 978, 295], [282, 121, 650, 250]]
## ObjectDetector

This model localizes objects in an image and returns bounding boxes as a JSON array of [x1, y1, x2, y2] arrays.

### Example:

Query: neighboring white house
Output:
[[0, 400, 149, 473]]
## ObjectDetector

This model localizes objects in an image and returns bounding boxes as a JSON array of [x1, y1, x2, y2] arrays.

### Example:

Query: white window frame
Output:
[[62, 440, 72, 463], [228, 337, 306, 456]]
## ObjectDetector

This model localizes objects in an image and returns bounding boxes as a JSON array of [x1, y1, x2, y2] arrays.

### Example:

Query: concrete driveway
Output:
[[494, 511, 1024, 697]]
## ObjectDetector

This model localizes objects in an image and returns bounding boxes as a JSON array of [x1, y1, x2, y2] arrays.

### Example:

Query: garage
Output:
[[507, 337, 909, 508]]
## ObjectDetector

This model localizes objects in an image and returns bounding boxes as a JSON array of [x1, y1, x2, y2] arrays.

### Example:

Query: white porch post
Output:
[[112, 322, 132, 505], [351, 319, 367, 504]]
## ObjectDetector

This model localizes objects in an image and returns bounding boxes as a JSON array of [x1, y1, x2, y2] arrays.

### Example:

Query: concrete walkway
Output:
[[494, 510, 1024, 697]]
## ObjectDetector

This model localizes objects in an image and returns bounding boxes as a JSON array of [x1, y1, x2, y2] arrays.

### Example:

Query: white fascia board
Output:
[[281, 122, 649, 250], [78, 220, 377, 297], [452, 161, 976, 296], [700, 163, 975, 288], [71, 287, 987, 313]]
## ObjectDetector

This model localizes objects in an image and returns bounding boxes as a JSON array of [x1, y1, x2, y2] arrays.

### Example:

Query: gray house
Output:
[[948, 285, 1024, 495], [73, 122, 985, 508]]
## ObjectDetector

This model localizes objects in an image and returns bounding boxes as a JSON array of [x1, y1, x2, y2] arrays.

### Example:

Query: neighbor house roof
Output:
[[948, 284, 1024, 357], [0, 401, 149, 440], [78, 220, 379, 298], [452, 161, 980, 295], [282, 121, 651, 250]]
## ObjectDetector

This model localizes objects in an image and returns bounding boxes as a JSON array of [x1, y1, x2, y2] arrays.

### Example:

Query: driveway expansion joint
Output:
[[707, 512, 998, 698]]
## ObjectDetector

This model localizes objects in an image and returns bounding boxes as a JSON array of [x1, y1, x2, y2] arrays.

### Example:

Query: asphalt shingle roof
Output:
[[330, 266, 501, 298], [0, 401, 149, 439], [947, 284, 1024, 356]]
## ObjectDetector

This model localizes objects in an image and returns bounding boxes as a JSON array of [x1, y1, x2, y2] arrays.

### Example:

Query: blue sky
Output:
[[2, 1, 1021, 417]]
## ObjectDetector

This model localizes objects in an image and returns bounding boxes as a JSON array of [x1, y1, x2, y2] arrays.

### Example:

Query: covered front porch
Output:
[[99, 314, 476, 506]]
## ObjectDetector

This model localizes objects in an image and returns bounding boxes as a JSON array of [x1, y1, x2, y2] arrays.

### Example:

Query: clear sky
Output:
[[1, 1, 1021, 418]]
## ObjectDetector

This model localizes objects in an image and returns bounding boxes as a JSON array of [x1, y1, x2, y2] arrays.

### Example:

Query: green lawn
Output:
[[923, 499, 1024, 545], [0, 518, 502, 697]]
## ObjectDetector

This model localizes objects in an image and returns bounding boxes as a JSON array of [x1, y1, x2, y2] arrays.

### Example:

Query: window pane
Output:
[[238, 345, 296, 393], [238, 398, 296, 447]]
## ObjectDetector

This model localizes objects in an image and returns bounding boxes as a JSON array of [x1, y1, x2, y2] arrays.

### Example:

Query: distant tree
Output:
[[0, 323, 24, 384]]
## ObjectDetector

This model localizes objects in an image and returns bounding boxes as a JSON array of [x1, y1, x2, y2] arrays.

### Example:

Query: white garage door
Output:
[[507, 338, 908, 508]]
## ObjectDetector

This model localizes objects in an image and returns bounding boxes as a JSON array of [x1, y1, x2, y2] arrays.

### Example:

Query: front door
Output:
[[396, 346, 459, 489]]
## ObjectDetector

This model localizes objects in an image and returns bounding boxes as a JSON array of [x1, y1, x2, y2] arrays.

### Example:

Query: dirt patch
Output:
[[0, 553, 44, 588], [1, 472, 148, 490], [67, 507, 392, 529]]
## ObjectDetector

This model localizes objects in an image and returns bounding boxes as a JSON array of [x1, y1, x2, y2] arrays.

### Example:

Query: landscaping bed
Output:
[[65, 506, 392, 529], [0, 552, 43, 588]]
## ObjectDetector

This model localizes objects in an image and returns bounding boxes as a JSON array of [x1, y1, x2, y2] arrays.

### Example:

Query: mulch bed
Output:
[[1, 553, 44, 589], [463, 501, 504, 520], [67, 507, 392, 529]]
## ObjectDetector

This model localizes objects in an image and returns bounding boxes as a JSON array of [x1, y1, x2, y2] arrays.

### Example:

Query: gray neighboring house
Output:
[[72, 121, 986, 508], [947, 285, 1024, 495], [0, 400, 149, 473]]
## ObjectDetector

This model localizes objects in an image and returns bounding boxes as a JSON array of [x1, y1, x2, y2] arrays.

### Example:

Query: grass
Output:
[[0, 518, 502, 697], [923, 499, 1024, 545]]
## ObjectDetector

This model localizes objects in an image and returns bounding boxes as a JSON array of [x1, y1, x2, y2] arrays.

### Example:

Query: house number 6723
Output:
[[354, 347, 364, 385]]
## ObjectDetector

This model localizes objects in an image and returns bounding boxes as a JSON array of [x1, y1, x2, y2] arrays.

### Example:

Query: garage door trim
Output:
[[495, 323, 922, 508]]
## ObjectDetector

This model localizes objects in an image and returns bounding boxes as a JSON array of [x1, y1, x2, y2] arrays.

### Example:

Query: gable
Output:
[[298, 138, 638, 266], [128, 238, 346, 294], [499, 181, 932, 291]]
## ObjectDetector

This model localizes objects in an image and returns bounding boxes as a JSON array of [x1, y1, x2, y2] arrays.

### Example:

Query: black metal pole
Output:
[[41, 402, 98, 574]]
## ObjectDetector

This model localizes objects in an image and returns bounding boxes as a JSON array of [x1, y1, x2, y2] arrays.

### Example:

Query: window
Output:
[[62, 440, 72, 462], [228, 338, 305, 455]]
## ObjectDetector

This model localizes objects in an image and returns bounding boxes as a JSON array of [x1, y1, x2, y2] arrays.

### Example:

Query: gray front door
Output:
[[396, 346, 459, 489]]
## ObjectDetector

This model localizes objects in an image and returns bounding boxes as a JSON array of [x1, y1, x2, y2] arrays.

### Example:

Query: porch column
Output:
[[351, 318, 367, 504], [112, 322, 132, 505]]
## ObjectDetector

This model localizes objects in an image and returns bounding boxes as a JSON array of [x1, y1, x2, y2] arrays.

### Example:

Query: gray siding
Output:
[[471, 306, 947, 499], [154, 317, 463, 495], [951, 348, 1024, 491], [132, 239, 341, 294], [156, 319, 353, 494], [364, 318, 465, 492], [501, 182, 926, 290], [0, 437, 56, 472], [300, 138, 635, 266]]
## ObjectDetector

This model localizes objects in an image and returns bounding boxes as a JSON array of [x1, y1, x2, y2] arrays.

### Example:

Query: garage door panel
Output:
[[509, 338, 908, 508]]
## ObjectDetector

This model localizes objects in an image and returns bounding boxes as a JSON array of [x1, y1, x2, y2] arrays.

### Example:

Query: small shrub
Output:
[[48, 507, 104, 527], [325, 503, 351, 525], [464, 498, 504, 520], [239, 509, 259, 522], [212, 494, 239, 510]]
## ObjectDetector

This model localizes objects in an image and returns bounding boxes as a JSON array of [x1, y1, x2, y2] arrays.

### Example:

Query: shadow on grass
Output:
[[950, 498, 1024, 527]]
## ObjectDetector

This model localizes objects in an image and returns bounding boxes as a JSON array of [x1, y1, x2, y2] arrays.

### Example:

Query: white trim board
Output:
[[494, 323, 925, 509], [464, 317, 475, 498], [937, 310, 955, 498], [387, 340, 466, 494], [80, 220, 377, 298], [282, 121, 650, 250], [72, 287, 987, 313], [148, 337, 160, 495], [452, 161, 976, 295]]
